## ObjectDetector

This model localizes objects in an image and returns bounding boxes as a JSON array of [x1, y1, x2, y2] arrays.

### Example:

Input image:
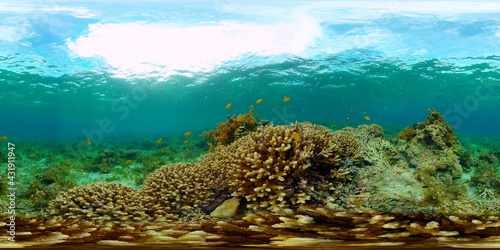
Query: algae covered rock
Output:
[[210, 198, 240, 218]]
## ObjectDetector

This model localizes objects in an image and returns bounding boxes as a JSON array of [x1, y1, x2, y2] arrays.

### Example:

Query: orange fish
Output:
[[161, 150, 164, 153], [207, 143, 213, 147], [184, 140, 189, 144], [346, 117, 350, 120], [86, 138, 91, 145], [126, 160, 131, 164], [51, 157, 55, 160], [256, 99, 263, 104], [284, 96, 290, 102], [226, 103, 232, 109], [184, 132, 192, 136], [292, 133, 302, 142], [0, 136, 6, 140], [157, 138, 162, 143], [364, 115, 370, 120]]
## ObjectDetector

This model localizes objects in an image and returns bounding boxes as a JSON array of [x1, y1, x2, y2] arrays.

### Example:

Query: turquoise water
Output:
[[1, 1, 500, 142], [2, 1, 500, 248]]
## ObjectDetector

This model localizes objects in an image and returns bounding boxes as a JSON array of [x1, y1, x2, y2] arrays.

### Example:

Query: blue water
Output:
[[1, 0, 500, 142]]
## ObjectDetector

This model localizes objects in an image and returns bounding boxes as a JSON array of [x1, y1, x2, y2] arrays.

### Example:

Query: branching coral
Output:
[[211, 122, 362, 210], [49, 182, 149, 222], [202, 105, 259, 145], [140, 163, 224, 216]]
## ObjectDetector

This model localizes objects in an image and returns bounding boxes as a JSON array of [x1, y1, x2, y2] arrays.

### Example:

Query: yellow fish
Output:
[[0, 136, 6, 140], [350, 106, 353, 109], [284, 96, 290, 102], [126, 160, 131, 164], [157, 138, 162, 143], [364, 115, 370, 120], [256, 99, 263, 104], [184, 140, 189, 144], [184, 132, 192, 136], [292, 133, 302, 142], [86, 138, 91, 145], [226, 103, 232, 109], [346, 117, 350, 120], [207, 143, 213, 147]]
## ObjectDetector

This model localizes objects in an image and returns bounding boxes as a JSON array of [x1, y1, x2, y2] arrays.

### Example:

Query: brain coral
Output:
[[48, 182, 149, 222]]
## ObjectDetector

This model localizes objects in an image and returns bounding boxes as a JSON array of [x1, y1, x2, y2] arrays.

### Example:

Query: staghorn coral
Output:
[[48, 182, 150, 222], [140, 162, 226, 216], [202, 105, 259, 145]]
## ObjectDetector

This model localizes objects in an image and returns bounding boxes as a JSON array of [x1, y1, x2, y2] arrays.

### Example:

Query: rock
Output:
[[210, 198, 239, 218]]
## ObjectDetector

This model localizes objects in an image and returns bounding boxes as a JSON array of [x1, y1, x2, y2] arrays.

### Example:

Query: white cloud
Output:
[[67, 17, 321, 76], [0, 3, 95, 18]]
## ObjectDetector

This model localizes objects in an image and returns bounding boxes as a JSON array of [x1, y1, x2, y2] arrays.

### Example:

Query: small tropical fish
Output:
[[284, 96, 291, 102], [184, 140, 189, 144], [226, 103, 232, 109], [126, 160, 132, 164], [177, 98, 181, 103], [157, 138, 162, 143], [346, 117, 350, 120], [0, 136, 6, 140], [292, 133, 302, 142], [256, 99, 263, 104], [86, 138, 91, 145], [184, 132, 192, 136], [51, 157, 55, 160], [350, 106, 353, 109], [207, 143, 213, 147], [161, 150, 163, 153], [364, 115, 370, 120]]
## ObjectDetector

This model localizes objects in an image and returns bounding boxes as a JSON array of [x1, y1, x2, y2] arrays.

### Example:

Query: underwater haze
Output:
[[0, 0, 499, 141], [2, 0, 500, 249]]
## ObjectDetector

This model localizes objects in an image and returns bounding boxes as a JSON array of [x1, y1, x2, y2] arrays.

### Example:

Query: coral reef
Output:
[[202, 105, 259, 145], [471, 164, 500, 200], [397, 126, 416, 141], [414, 108, 458, 149], [217, 122, 361, 210], [49, 182, 150, 222], [140, 162, 225, 216]]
